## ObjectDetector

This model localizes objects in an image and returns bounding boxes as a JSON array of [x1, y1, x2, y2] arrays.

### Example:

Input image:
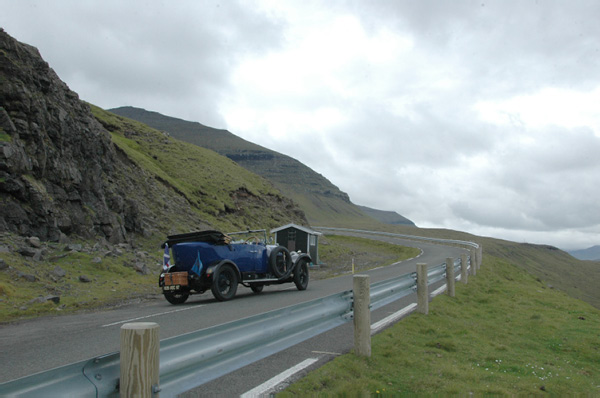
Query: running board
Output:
[[244, 278, 281, 284]]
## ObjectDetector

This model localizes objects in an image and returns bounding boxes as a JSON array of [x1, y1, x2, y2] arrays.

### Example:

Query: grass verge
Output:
[[313, 235, 421, 279], [280, 255, 600, 396], [0, 237, 161, 323]]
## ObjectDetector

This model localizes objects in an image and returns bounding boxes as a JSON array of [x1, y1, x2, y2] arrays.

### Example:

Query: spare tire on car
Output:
[[269, 246, 291, 278]]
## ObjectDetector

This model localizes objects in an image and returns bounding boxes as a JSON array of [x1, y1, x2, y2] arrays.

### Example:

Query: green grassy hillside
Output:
[[282, 252, 600, 396], [107, 106, 391, 227], [361, 224, 600, 310], [91, 105, 307, 234]]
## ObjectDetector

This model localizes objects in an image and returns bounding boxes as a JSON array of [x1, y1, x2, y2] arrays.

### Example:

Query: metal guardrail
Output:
[[1, 291, 353, 397], [314, 226, 480, 249], [370, 272, 417, 311], [0, 230, 477, 397]]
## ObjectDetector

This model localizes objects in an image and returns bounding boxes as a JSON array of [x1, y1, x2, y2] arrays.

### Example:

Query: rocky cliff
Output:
[[0, 29, 138, 242]]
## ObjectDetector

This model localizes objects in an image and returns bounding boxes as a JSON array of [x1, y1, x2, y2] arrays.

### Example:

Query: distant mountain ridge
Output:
[[108, 106, 414, 227], [568, 245, 600, 261], [357, 205, 415, 226]]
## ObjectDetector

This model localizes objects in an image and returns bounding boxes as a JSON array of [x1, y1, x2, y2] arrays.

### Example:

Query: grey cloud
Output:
[[2, 0, 284, 126]]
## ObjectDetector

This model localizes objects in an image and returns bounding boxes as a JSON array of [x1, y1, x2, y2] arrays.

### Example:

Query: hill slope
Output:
[[373, 224, 600, 309], [0, 29, 306, 247], [108, 106, 411, 227]]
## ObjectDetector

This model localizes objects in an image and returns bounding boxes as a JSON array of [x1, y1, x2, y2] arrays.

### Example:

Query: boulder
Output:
[[51, 265, 66, 278], [132, 261, 150, 275], [27, 236, 41, 248], [29, 295, 60, 304], [65, 243, 83, 252], [19, 272, 37, 282]]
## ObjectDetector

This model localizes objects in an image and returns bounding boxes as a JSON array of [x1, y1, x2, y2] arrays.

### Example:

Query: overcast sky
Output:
[[2, 0, 599, 250]]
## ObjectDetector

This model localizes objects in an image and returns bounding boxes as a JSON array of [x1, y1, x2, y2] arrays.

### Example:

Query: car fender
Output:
[[293, 253, 312, 269], [206, 259, 241, 281]]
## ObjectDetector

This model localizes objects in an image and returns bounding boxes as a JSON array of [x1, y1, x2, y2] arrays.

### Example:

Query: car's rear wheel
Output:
[[211, 264, 238, 301], [250, 284, 264, 294], [293, 259, 309, 291], [163, 290, 190, 305]]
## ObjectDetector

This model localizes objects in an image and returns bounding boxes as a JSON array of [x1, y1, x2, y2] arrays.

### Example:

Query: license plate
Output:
[[163, 285, 180, 291]]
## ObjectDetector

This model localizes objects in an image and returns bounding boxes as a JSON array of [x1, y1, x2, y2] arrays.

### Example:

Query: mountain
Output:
[[0, 29, 307, 245], [108, 106, 410, 227], [356, 205, 415, 226], [568, 245, 600, 261]]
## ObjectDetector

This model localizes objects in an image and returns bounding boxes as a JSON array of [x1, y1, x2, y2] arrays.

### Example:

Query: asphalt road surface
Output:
[[0, 231, 468, 395]]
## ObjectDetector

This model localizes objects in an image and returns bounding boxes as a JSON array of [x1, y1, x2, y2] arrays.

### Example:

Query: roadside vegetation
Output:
[[280, 253, 600, 396], [315, 235, 421, 279], [0, 234, 161, 322]]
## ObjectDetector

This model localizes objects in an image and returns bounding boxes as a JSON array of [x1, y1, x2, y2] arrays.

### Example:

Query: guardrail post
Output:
[[460, 253, 468, 284], [120, 322, 160, 398], [478, 245, 483, 269], [470, 249, 477, 276], [416, 263, 428, 315], [445, 258, 455, 297], [353, 274, 371, 357]]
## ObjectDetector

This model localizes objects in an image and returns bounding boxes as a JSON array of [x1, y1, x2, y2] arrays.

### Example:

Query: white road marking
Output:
[[370, 303, 417, 335], [431, 284, 447, 297], [240, 357, 319, 398], [311, 350, 341, 356], [101, 305, 205, 327]]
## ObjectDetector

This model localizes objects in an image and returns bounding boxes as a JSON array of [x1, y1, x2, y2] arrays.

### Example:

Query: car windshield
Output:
[[227, 229, 270, 244]]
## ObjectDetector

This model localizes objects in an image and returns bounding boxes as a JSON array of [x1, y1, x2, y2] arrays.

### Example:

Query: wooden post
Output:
[[353, 275, 371, 357], [470, 248, 477, 276], [416, 263, 428, 315], [120, 322, 160, 398], [446, 257, 455, 297], [460, 253, 468, 284]]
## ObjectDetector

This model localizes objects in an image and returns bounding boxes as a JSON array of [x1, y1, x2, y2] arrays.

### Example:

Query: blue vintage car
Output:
[[159, 230, 311, 304]]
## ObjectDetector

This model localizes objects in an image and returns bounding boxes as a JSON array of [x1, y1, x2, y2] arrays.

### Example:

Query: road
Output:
[[0, 232, 468, 393]]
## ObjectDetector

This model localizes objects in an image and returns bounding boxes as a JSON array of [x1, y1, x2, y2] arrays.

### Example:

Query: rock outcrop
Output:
[[0, 29, 137, 243]]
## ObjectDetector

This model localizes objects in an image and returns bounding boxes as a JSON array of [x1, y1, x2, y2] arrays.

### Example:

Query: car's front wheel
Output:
[[293, 259, 309, 291], [211, 264, 239, 301], [163, 290, 190, 305]]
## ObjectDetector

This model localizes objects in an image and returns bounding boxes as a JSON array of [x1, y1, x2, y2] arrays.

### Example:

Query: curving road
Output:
[[0, 232, 468, 389]]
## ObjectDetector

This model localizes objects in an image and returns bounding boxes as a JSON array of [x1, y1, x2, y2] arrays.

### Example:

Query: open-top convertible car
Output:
[[159, 229, 311, 304]]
